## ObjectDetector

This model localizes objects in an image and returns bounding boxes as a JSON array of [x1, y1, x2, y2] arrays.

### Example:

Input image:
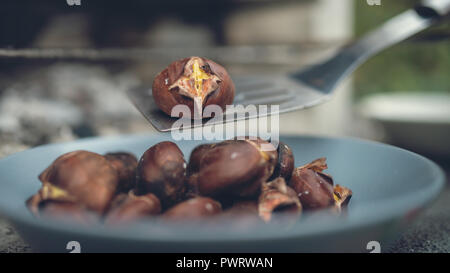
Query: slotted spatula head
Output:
[[127, 74, 328, 132]]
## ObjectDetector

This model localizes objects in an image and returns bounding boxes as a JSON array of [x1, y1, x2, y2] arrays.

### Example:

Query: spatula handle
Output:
[[293, 1, 449, 94]]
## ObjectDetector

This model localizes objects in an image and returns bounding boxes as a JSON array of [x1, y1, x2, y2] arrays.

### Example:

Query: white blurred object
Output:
[[359, 93, 450, 123], [357, 92, 450, 156]]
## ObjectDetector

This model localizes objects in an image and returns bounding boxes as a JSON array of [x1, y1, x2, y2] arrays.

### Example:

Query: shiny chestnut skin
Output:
[[105, 192, 161, 225], [196, 138, 277, 198], [289, 159, 335, 210], [152, 56, 235, 119], [104, 152, 138, 193], [163, 197, 222, 221], [241, 137, 278, 177], [187, 144, 214, 176], [33, 150, 119, 214], [135, 141, 186, 207], [185, 143, 215, 197], [269, 141, 295, 181]]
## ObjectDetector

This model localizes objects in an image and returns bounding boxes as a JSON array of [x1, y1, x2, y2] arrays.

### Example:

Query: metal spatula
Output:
[[128, 0, 450, 132]]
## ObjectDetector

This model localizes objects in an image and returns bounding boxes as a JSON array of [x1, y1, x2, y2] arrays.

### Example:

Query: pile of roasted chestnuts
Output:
[[26, 137, 352, 228]]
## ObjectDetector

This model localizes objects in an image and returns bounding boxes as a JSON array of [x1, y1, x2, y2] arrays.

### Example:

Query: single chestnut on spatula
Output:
[[152, 56, 235, 119]]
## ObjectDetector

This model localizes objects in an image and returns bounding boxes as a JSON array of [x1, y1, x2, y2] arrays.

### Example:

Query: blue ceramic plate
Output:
[[0, 134, 444, 252]]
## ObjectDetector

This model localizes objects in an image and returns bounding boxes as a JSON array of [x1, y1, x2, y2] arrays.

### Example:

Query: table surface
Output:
[[0, 163, 448, 253]]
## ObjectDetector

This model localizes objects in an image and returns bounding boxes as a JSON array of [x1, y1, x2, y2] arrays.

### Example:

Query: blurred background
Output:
[[0, 0, 449, 159], [0, 0, 449, 253]]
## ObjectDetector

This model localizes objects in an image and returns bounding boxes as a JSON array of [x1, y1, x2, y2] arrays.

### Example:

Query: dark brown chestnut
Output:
[[187, 143, 214, 176], [258, 177, 301, 222], [195, 138, 277, 198], [185, 143, 215, 197], [30, 150, 119, 214], [152, 56, 235, 119], [163, 197, 222, 221], [135, 141, 186, 207], [289, 158, 335, 210], [104, 152, 138, 193], [269, 141, 295, 181], [105, 191, 161, 225]]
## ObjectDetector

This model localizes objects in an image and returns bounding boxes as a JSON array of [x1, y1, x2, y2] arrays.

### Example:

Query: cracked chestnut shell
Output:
[[269, 141, 295, 181], [105, 191, 161, 225], [104, 152, 138, 193], [258, 177, 301, 222], [27, 150, 119, 215], [135, 141, 186, 207], [195, 138, 277, 198], [152, 56, 235, 119], [163, 197, 222, 221], [333, 184, 353, 212], [289, 158, 335, 210]]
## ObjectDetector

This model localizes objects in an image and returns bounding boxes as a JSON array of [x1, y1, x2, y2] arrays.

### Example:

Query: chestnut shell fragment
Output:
[[333, 184, 353, 212], [152, 56, 235, 119], [269, 141, 295, 181], [135, 141, 186, 207], [258, 177, 301, 222]]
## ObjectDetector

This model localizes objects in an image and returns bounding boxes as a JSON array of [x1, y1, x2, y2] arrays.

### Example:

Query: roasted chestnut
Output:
[[163, 197, 222, 221], [186, 143, 214, 176], [135, 141, 186, 207], [289, 158, 335, 210], [195, 138, 277, 198], [105, 191, 161, 225], [258, 177, 301, 222], [28, 150, 119, 215], [152, 56, 235, 118], [185, 143, 215, 197], [269, 141, 295, 181], [104, 152, 138, 193]]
